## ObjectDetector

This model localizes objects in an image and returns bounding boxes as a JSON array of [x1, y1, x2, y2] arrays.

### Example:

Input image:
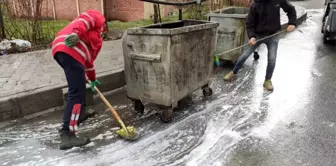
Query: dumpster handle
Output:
[[130, 52, 162, 62]]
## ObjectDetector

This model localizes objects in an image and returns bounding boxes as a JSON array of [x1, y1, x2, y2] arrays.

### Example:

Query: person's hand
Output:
[[90, 80, 101, 92], [287, 25, 296, 32], [65, 33, 79, 47], [249, 37, 257, 46]]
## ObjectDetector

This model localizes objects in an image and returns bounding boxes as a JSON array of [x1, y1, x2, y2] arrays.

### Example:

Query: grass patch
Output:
[[4, 18, 70, 43]]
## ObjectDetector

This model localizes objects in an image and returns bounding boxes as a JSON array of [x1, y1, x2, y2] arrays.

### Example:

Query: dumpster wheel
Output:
[[133, 100, 144, 114], [203, 87, 213, 96], [160, 108, 173, 123]]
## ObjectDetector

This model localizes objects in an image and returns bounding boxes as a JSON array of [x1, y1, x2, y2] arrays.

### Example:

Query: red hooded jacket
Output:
[[52, 10, 106, 81]]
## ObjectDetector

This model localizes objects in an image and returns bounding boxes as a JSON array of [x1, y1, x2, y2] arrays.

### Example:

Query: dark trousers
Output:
[[54, 52, 86, 132]]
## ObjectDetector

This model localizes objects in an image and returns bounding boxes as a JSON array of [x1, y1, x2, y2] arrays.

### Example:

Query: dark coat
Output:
[[247, 0, 297, 38]]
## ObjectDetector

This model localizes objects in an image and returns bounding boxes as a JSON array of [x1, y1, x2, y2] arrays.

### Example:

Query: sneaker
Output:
[[263, 80, 274, 91], [59, 130, 90, 150], [224, 71, 236, 81]]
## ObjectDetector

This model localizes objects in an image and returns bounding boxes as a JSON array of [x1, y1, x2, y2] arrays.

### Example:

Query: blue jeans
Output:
[[54, 52, 86, 132], [233, 35, 279, 80]]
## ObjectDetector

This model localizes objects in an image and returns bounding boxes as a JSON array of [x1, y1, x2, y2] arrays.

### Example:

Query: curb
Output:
[[0, 69, 125, 122], [0, 5, 308, 122]]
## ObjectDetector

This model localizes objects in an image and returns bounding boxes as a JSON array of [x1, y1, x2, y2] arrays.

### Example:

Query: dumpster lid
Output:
[[206, 7, 249, 19], [127, 20, 219, 36]]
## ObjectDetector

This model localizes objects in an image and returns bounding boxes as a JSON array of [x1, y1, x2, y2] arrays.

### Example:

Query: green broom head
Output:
[[115, 126, 139, 140]]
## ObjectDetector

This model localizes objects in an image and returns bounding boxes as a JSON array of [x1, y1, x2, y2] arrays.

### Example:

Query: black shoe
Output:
[[253, 52, 260, 60], [59, 130, 90, 150], [78, 108, 96, 125]]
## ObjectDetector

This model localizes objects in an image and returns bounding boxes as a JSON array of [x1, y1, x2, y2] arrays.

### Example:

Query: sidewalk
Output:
[[0, 40, 124, 98], [0, 40, 125, 121], [0, 5, 307, 122]]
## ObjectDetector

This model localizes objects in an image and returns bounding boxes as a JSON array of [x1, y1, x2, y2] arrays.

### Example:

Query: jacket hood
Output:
[[81, 10, 106, 32]]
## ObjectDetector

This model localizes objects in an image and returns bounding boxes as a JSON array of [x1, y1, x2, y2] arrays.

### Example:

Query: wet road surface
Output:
[[1, 3, 336, 166], [292, 0, 324, 9]]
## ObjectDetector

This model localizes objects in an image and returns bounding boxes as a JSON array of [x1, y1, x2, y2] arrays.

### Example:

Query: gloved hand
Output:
[[90, 80, 101, 92], [65, 33, 79, 47]]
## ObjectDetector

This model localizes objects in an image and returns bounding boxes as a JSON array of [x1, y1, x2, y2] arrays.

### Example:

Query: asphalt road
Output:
[[291, 0, 324, 9]]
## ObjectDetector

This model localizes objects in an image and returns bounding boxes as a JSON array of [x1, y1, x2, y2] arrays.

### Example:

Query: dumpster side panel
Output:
[[170, 28, 217, 106], [211, 16, 247, 62], [122, 32, 172, 106]]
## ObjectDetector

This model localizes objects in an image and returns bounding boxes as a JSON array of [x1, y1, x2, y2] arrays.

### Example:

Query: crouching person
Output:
[[51, 10, 107, 150]]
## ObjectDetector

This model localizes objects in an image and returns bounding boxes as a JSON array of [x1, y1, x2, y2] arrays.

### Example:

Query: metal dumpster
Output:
[[207, 7, 249, 62], [122, 20, 219, 122]]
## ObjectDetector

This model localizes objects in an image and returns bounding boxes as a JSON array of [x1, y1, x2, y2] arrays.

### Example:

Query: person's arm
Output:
[[85, 60, 101, 92], [85, 42, 102, 81], [85, 61, 96, 81], [85, 44, 103, 92], [281, 0, 297, 26], [246, 3, 257, 39], [85, 36, 102, 81]]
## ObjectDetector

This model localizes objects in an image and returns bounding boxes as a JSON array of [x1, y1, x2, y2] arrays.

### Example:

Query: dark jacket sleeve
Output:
[[281, 0, 297, 26], [246, 3, 257, 39]]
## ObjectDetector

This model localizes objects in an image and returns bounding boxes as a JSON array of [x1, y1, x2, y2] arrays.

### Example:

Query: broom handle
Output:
[[87, 79, 129, 132], [217, 30, 286, 56]]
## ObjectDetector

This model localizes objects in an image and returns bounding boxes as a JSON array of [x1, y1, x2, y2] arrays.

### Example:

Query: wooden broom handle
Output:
[[87, 79, 121, 121]]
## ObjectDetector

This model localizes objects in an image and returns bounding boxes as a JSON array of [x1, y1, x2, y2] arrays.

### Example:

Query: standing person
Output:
[[224, 0, 297, 91], [52, 10, 107, 150]]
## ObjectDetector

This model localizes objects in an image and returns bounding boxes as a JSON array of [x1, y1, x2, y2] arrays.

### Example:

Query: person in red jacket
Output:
[[52, 10, 107, 150]]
